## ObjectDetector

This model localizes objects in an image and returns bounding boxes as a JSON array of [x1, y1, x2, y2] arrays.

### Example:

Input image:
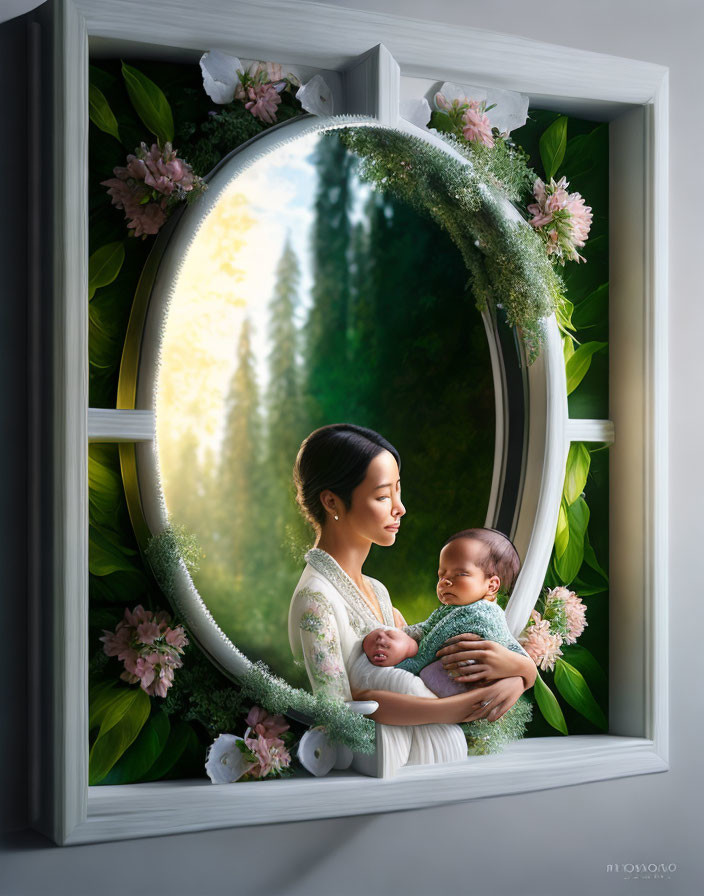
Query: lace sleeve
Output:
[[297, 588, 352, 702]]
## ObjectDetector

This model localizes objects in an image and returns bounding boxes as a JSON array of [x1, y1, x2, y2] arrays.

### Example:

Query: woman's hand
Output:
[[457, 676, 525, 723], [436, 633, 537, 689]]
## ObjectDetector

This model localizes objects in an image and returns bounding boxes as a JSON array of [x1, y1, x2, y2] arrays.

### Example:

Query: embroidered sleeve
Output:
[[297, 588, 352, 702]]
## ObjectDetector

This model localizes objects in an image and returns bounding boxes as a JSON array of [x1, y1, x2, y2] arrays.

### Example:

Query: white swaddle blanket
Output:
[[347, 629, 467, 777]]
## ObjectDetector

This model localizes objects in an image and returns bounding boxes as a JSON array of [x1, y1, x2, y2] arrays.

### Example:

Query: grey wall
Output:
[[2, 1, 703, 894]]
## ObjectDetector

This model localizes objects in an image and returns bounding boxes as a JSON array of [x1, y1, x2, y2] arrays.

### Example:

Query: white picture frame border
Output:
[[37, 0, 668, 846]]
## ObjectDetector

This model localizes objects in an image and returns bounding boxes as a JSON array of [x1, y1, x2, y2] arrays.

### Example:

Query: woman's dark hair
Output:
[[442, 527, 521, 595], [293, 424, 401, 531]]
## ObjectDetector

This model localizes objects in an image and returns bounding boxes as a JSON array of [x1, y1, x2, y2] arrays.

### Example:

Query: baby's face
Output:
[[437, 538, 499, 606], [363, 628, 409, 666]]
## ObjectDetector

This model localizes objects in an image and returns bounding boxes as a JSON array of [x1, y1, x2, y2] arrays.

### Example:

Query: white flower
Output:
[[297, 726, 337, 777], [199, 50, 244, 105], [435, 81, 529, 135], [204, 733, 256, 783], [400, 97, 432, 130], [296, 74, 334, 116]]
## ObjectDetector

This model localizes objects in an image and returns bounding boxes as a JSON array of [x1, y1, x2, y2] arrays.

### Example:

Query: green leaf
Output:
[[89, 304, 120, 370], [554, 658, 607, 730], [564, 442, 591, 505], [533, 672, 568, 734], [566, 341, 608, 395], [539, 115, 568, 180], [583, 529, 609, 583], [99, 709, 171, 785], [89, 680, 123, 731], [89, 685, 151, 784], [554, 496, 590, 584], [560, 645, 608, 693], [562, 334, 575, 365], [555, 498, 569, 559], [555, 297, 575, 336], [572, 283, 609, 330], [88, 449, 123, 527], [141, 721, 198, 781], [89, 83, 121, 142], [569, 575, 608, 596], [88, 242, 125, 300], [429, 110, 455, 134], [89, 523, 138, 576], [90, 569, 149, 605], [121, 61, 174, 144]]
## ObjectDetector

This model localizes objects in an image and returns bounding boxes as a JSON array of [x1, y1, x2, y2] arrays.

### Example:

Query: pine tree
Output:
[[265, 238, 311, 566], [266, 238, 304, 484], [218, 317, 263, 586], [305, 133, 353, 423]]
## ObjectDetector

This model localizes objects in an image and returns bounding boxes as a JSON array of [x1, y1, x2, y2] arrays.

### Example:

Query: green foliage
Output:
[[560, 644, 608, 694], [89, 681, 151, 784], [513, 112, 609, 739], [89, 83, 121, 142], [463, 693, 533, 755], [339, 125, 566, 362], [572, 283, 609, 330], [583, 529, 609, 584], [145, 524, 203, 589], [539, 115, 568, 180], [99, 707, 171, 785], [533, 673, 568, 734], [181, 92, 303, 176], [89, 523, 140, 576], [566, 341, 608, 394], [554, 658, 607, 730], [554, 495, 590, 584], [88, 241, 125, 300], [121, 61, 174, 144], [564, 442, 591, 505], [239, 662, 376, 754]]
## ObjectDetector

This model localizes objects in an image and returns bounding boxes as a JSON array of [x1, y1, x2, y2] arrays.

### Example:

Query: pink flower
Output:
[[462, 99, 495, 147], [245, 706, 289, 739], [100, 605, 189, 697], [519, 609, 563, 672], [136, 621, 161, 644], [102, 143, 205, 239], [553, 587, 588, 644], [165, 627, 189, 649], [244, 82, 281, 123], [527, 176, 593, 264], [243, 733, 291, 778]]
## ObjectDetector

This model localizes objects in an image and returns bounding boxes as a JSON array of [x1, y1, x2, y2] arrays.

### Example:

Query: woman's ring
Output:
[[459, 659, 476, 666], [481, 700, 491, 707]]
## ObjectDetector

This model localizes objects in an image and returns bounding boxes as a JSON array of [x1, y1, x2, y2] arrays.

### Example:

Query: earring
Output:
[[334, 514, 339, 521]]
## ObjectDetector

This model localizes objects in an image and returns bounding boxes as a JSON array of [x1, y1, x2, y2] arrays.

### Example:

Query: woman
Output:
[[287, 424, 536, 775]]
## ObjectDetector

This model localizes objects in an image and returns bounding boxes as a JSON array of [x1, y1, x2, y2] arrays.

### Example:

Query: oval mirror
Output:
[[119, 115, 528, 691]]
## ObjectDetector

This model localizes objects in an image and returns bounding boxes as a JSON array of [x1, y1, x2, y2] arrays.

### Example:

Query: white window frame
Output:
[[37, 0, 668, 845]]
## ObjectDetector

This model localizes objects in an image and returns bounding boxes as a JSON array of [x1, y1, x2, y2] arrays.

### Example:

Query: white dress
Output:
[[287, 547, 467, 777]]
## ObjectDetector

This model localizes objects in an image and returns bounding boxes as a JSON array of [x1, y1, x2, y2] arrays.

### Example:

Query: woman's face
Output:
[[336, 450, 406, 547]]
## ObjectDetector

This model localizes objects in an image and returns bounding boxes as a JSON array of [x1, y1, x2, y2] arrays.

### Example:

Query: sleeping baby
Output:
[[348, 527, 530, 701]]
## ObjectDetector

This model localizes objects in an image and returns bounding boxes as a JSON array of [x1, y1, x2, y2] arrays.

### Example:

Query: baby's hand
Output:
[[363, 628, 419, 666]]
